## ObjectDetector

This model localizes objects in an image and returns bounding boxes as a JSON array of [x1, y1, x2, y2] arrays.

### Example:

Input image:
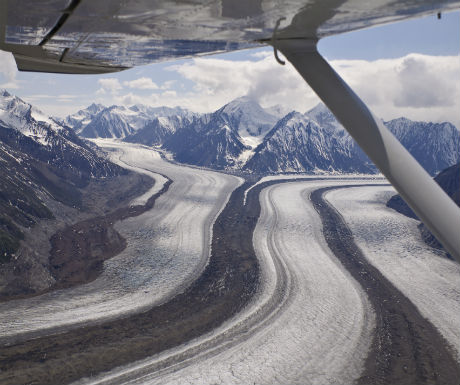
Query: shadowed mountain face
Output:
[[387, 162, 460, 219], [161, 97, 279, 169], [386, 162, 460, 253], [65, 98, 460, 176], [243, 111, 375, 174], [385, 118, 460, 175]]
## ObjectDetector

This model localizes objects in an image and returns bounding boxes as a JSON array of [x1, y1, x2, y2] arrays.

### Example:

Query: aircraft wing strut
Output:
[[276, 38, 460, 261]]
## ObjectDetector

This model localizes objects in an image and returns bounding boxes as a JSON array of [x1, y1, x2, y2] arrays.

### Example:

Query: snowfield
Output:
[[325, 186, 460, 361], [80, 179, 378, 385], [0, 141, 241, 344]]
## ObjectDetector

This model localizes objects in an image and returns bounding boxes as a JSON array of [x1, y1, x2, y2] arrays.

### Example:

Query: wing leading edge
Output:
[[1, 0, 460, 74]]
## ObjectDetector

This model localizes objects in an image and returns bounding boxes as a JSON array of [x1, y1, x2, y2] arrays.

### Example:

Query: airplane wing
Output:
[[1, 0, 459, 74]]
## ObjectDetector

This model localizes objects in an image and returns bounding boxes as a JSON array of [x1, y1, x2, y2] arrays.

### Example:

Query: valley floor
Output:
[[0, 142, 458, 385]]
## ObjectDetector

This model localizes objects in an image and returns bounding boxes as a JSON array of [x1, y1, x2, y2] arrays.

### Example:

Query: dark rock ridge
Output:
[[385, 118, 460, 175], [312, 185, 460, 385], [386, 162, 460, 253], [243, 111, 375, 173], [163, 112, 249, 169]]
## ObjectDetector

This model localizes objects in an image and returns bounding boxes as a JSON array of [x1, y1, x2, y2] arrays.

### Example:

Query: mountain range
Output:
[[63, 96, 460, 176]]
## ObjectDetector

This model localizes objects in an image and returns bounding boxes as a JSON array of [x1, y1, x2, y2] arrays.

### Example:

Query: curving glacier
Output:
[[0, 141, 241, 345]]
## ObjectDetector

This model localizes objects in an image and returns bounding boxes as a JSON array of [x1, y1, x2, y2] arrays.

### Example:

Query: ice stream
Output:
[[80, 179, 378, 385], [0, 141, 241, 344], [326, 186, 460, 361]]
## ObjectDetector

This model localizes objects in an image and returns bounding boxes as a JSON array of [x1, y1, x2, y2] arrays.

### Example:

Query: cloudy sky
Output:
[[0, 11, 459, 126]]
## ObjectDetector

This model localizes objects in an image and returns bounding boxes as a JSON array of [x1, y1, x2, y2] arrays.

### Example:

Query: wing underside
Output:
[[1, 0, 459, 74]]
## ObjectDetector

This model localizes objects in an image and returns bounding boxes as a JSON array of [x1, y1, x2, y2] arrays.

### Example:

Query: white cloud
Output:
[[160, 80, 176, 90], [97, 78, 122, 94], [160, 52, 459, 126], [164, 55, 319, 113], [0, 50, 19, 89], [31, 50, 456, 127], [160, 53, 459, 127], [123, 77, 158, 90], [329, 54, 460, 126], [394, 56, 456, 108], [162, 90, 177, 98], [249, 50, 273, 59]]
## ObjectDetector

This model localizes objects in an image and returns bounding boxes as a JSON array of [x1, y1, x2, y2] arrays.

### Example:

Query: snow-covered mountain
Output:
[[385, 117, 460, 175], [124, 115, 191, 146], [64, 103, 193, 139], [0, 89, 67, 146], [247, 105, 460, 175], [214, 96, 279, 148], [163, 113, 249, 169], [62, 103, 105, 133], [157, 97, 279, 169], [243, 111, 375, 174], [79, 105, 137, 138], [0, 90, 120, 179], [306, 103, 346, 135]]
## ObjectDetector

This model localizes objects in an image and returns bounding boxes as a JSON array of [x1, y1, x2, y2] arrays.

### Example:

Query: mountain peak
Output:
[[266, 104, 291, 119], [87, 103, 105, 113], [306, 103, 334, 121], [216, 96, 279, 146], [221, 96, 263, 114], [306, 103, 345, 134], [1, 89, 12, 97]]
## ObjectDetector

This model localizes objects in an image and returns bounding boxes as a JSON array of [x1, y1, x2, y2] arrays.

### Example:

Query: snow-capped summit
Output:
[[62, 103, 106, 133], [305, 103, 345, 134], [217, 96, 279, 147], [87, 102, 105, 114], [0, 90, 65, 145]]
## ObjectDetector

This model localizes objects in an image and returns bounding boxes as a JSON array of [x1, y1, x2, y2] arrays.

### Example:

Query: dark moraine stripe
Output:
[[310, 185, 460, 385], [0, 179, 264, 385]]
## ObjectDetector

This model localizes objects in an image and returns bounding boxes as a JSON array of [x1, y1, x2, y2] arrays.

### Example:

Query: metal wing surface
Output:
[[1, 0, 459, 74]]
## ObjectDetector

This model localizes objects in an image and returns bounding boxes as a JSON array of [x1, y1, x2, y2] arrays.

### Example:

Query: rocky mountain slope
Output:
[[386, 162, 460, 254], [0, 90, 122, 259], [385, 118, 460, 175], [124, 115, 192, 146], [0, 90, 152, 298], [244, 111, 375, 173], [160, 97, 280, 169]]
